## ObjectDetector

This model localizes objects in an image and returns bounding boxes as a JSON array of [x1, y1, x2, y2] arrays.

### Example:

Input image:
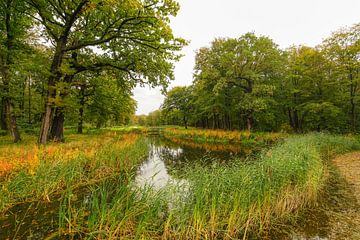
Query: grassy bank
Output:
[[1, 132, 359, 239], [0, 132, 149, 212], [163, 127, 283, 146], [55, 133, 360, 239], [168, 134, 360, 239]]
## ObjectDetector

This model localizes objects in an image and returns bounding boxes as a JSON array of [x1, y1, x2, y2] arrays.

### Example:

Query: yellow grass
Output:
[[0, 132, 139, 177], [163, 127, 283, 144]]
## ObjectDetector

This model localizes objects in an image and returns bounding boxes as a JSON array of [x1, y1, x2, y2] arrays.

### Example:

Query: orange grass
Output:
[[163, 127, 283, 144], [0, 132, 139, 177], [166, 136, 252, 154]]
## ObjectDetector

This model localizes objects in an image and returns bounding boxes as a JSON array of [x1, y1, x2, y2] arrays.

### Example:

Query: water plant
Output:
[[54, 133, 360, 239], [1, 132, 359, 239], [163, 127, 283, 146], [0, 132, 149, 212]]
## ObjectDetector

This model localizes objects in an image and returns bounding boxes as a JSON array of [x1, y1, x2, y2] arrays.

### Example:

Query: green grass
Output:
[[1, 132, 359, 239], [162, 127, 284, 146], [53, 133, 360, 239], [165, 133, 360, 239], [0, 133, 149, 212]]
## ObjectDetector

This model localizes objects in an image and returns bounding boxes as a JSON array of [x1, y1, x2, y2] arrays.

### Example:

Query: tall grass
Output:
[[165, 133, 360, 239], [0, 133, 149, 211], [163, 127, 283, 145], [2, 133, 359, 239], [58, 133, 360, 239]]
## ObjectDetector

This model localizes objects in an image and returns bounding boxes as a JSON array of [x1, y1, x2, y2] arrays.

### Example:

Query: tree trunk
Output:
[[349, 76, 356, 132], [39, 105, 54, 144], [4, 98, 21, 142], [0, 98, 7, 130], [78, 108, 84, 134], [78, 85, 85, 134], [49, 108, 65, 142], [28, 76, 31, 124], [20, 77, 25, 112], [38, 38, 67, 144], [183, 115, 188, 129], [246, 117, 252, 132], [293, 109, 300, 132], [288, 107, 294, 129], [350, 97, 356, 132], [1, 2, 21, 142], [246, 112, 254, 132], [48, 74, 75, 141], [1, 65, 21, 143]]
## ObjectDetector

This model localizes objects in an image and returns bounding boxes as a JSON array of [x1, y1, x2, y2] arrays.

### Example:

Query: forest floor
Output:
[[326, 152, 360, 239]]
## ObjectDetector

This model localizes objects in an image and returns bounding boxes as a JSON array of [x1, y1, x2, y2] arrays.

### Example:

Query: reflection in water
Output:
[[134, 140, 190, 210], [166, 136, 252, 154], [135, 144, 186, 190], [134, 136, 246, 191]]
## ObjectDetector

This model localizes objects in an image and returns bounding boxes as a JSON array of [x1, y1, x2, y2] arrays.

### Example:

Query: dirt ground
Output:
[[329, 152, 360, 239]]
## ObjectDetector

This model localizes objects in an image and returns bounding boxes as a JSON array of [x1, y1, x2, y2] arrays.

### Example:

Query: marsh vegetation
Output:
[[1, 129, 359, 239]]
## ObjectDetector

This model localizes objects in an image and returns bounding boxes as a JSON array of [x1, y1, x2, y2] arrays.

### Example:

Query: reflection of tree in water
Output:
[[163, 136, 255, 155], [147, 136, 252, 177]]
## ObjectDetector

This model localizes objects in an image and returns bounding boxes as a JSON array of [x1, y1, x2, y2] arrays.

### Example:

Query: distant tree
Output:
[[162, 86, 192, 129], [321, 23, 360, 132], [146, 110, 163, 126], [194, 33, 284, 131], [0, 0, 33, 142], [280, 46, 341, 132]]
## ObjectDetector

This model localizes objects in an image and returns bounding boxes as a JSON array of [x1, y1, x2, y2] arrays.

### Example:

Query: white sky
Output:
[[133, 0, 360, 115]]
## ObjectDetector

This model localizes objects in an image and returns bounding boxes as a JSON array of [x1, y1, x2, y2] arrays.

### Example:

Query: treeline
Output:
[[145, 23, 360, 133], [0, 0, 185, 143]]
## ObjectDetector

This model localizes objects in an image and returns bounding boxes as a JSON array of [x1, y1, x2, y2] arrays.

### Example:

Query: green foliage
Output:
[[0, 133, 148, 211], [153, 24, 360, 133], [168, 134, 360, 238], [162, 86, 192, 128]]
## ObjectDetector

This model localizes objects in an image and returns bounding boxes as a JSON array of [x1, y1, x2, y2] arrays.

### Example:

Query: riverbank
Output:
[[162, 127, 284, 146], [0, 132, 149, 212], [166, 133, 360, 239], [1, 131, 359, 239]]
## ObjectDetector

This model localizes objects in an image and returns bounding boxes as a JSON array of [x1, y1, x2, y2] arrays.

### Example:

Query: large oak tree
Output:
[[26, 0, 186, 143]]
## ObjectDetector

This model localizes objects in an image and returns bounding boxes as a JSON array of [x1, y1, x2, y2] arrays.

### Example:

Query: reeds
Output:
[[1, 132, 359, 239], [0, 133, 148, 211], [163, 133, 360, 239], [163, 127, 283, 145]]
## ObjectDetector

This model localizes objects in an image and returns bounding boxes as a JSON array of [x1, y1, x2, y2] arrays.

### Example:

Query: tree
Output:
[[0, 0, 32, 142], [321, 23, 360, 132], [84, 73, 136, 129], [193, 34, 283, 131], [26, 0, 186, 143], [162, 86, 192, 129], [280, 46, 338, 132]]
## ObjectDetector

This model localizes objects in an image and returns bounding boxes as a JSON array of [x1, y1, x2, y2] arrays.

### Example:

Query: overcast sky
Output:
[[133, 0, 360, 115]]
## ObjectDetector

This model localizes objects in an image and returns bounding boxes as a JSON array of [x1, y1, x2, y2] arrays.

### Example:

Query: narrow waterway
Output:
[[134, 136, 247, 191], [0, 135, 248, 239], [1, 135, 346, 239]]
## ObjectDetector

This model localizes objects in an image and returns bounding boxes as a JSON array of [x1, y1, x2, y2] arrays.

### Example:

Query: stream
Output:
[[0, 135, 334, 239], [0, 136, 248, 239]]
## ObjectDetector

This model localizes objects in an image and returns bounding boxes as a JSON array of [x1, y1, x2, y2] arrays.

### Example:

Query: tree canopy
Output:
[[0, 0, 186, 143], [156, 24, 360, 133]]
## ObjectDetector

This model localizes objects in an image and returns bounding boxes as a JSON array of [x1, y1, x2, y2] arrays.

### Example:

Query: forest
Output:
[[0, 0, 186, 143], [1, 0, 359, 143], [144, 24, 360, 133], [1, 0, 360, 239]]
